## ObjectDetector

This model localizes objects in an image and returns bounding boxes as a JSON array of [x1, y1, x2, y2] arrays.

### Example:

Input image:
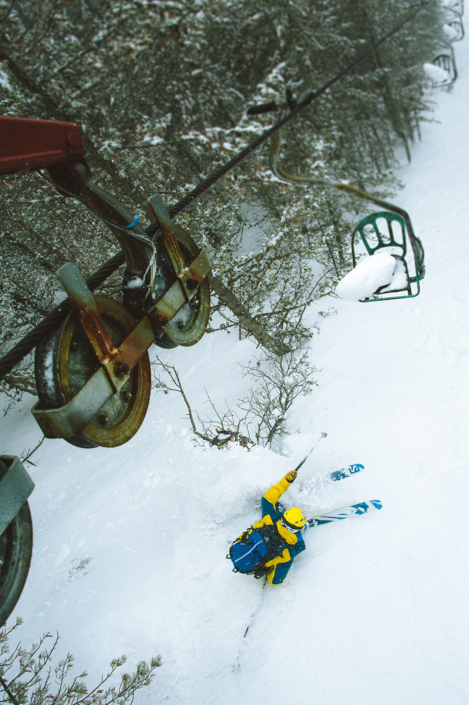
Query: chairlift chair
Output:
[[261, 100, 426, 303], [443, 6, 465, 41], [446, 18, 465, 40], [351, 210, 424, 301], [432, 47, 458, 87], [443, 0, 464, 16]]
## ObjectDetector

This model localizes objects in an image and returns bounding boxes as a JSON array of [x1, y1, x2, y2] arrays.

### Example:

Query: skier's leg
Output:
[[267, 559, 293, 585]]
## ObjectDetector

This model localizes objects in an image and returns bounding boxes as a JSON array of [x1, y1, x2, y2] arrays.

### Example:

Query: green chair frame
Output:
[[352, 211, 423, 301]]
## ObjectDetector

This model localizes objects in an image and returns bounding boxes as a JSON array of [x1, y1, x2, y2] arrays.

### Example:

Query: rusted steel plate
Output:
[[118, 316, 155, 369], [0, 116, 85, 175], [189, 247, 211, 282], [57, 264, 156, 391], [32, 367, 114, 438], [154, 279, 187, 320], [56, 262, 118, 360], [175, 248, 211, 298]]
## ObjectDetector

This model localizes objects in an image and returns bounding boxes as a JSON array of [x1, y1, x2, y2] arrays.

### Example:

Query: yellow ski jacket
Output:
[[256, 477, 306, 585]]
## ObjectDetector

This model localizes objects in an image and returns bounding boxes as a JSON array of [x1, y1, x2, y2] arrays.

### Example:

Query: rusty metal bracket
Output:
[[64, 163, 154, 295], [32, 366, 115, 439], [57, 263, 125, 393], [147, 194, 186, 275], [148, 246, 212, 325], [147, 193, 212, 306]]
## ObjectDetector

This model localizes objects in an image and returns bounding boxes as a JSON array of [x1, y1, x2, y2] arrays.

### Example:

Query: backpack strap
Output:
[[227, 527, 255, 567]]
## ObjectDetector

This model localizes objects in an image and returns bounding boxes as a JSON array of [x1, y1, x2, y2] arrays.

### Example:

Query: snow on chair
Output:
[[348, 209, 424, 301], [427, 47, 458, 88]]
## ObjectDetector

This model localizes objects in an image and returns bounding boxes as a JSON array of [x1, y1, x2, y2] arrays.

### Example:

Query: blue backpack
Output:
[[228, 524, 288, 579]]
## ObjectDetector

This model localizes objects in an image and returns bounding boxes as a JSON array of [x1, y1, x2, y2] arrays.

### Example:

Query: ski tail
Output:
[[307, 499, 382, 527], [328, 463, 364, 482]]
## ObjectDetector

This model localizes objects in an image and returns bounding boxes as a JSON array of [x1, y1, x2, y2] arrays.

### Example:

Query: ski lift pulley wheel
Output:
[[0, 455, 34, 627], [0, 502, 33, 627], [152, 224, 211, 349], [35, 296, 151, 449]]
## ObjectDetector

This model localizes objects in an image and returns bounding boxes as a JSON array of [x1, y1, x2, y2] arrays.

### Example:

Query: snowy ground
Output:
[[3, 29, 469, 705]]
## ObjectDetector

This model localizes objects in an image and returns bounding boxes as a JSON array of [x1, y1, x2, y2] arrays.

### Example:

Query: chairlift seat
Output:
[[352, 211, 420, 301]]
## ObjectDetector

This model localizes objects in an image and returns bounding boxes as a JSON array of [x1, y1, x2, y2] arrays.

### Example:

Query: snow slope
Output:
[[2, 29, 469, 705]]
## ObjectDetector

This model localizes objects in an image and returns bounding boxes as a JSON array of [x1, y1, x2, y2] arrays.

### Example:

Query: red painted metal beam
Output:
[[0, 115, 86, 175]]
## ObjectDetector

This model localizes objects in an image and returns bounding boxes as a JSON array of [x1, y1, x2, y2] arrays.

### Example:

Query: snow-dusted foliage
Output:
[[0, 617, 161, 705], [152, 349, 316, 449]]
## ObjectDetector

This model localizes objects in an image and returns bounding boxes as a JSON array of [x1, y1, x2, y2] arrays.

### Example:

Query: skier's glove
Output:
[[285, 470, 298, 483]]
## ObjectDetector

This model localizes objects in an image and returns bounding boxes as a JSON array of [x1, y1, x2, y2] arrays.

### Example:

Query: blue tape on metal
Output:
[[125, 215, 140, 229]]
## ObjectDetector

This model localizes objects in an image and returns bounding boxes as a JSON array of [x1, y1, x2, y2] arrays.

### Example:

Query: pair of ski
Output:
[[305, 464, 382, 527]]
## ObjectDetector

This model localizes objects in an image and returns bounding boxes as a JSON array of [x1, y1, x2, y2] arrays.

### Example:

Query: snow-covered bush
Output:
[[0, 618, 161, 705], [152, 350, 316, 450]]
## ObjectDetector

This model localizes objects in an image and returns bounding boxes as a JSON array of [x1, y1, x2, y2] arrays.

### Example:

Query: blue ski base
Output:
[[329, 463, 364, 482], [307, 499, 382, 527]]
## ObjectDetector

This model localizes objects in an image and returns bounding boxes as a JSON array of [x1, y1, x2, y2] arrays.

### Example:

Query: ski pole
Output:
[[286, 432, 327, 481]]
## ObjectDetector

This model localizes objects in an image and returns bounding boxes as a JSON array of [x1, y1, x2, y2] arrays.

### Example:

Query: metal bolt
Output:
[[177, 321, 185, 330], [186, 277, 198, 290], [122, 391, 132, 403], [98, 413, 109, 426], [115, 362, 130, 377], [71, 340, 79, 351], [67, 131, 81, 149]]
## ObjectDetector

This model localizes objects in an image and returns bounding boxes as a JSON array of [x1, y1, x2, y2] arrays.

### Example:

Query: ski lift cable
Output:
[[155, 0, 429, 224], [0, 1, 431, 381]]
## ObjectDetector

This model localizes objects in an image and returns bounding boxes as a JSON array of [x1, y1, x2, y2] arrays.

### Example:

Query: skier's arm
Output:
[[261, 475, 294, 516]]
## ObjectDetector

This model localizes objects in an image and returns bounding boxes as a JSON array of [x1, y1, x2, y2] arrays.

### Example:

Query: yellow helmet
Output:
[[282, 507, 306, 533]]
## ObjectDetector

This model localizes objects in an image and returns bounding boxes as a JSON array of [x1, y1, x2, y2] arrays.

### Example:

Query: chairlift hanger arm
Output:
[[267, 107, 426, 288], [148, 0, 430, 228], [335, 184, 425, 281]]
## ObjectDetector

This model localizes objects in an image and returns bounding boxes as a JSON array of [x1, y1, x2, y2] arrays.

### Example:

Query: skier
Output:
[[229, 470, 306, 585]]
